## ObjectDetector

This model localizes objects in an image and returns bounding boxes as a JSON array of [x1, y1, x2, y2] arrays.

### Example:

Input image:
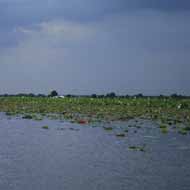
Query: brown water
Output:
[[0, 113, 190, 190]]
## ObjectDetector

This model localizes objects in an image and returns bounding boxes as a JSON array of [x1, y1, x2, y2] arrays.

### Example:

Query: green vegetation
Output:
[[22, 114, 33, 119], [103, 127, 113, 131], [116, 133, 125, 137], [49, 90, 58, 97], [161, 127, 168, 134], [129, 146, 146, 152], [159, 124, 169, 134], [0, 97, 189, 124], [124, 129, 129, 133], [42, 125, 49, 130], [178, 127, 190, 135], [159, 124, 167, 129]]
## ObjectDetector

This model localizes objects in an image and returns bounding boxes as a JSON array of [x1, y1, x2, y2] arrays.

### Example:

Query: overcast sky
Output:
[[0, 0, 190, 95]]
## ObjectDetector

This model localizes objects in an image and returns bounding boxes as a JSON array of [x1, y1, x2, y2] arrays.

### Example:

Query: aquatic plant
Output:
[[178, 126, 190, 135], [124, 129, 129, 133], [178, 129, 187, 135], [161, 128, 168, 134], [159, 124, 167, 129], [128, 146, 145, 152], [42, 126, 49, 129], [116, 133, 125, 137], [22, 114, 33, 119], [77, 119, 88, 124], [0, 97, 189, 125], [103, 127, 113, 131], [184, 126, 190, 131]]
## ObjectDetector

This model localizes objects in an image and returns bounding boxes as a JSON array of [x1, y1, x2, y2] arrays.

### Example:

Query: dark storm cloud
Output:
[[1, 0, 190, 25], [0, 0, 189, 48]]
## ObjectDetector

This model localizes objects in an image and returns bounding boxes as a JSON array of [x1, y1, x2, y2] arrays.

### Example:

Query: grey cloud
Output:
[[1, 0, 190, 48], [0, 11, 190, 95]]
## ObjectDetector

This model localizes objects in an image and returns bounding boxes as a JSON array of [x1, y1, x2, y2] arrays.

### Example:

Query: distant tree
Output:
[[49, 90, 58, 97], [106, 92, 116, 98], [37, 94, 46, 97], [28, 93, 35, 97], [97, 95, 105, 98], [171, 93, 178, 98], [136, 93, 143, 98], [91, 94, 97, 98], [65, 94, 72, 98]]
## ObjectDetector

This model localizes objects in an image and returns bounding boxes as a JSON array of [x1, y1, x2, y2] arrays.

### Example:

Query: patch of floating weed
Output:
[[184, 126, 190, 131], [6, 112, 16, 116], [178, 127, 190, 135], [42, 126, 49, 130], [159, 124, 167, 129], [129, 146, 145, 152], [32, 114, 43, 121], [77, 119, 88, 124], [124, 129, 128, 133], [116, 133, 125, 137], [161, 128, 168, 134], [22, 114, 33, 119], [178, 129, 187, 135], [159, 124, 168, 134], [103, 127, 113, 131]]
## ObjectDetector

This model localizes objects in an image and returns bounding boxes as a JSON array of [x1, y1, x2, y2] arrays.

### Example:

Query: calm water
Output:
[[0, 113, 190, 190]]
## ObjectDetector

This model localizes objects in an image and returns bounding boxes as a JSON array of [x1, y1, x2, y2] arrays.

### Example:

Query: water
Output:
[[0, 113, 190, 190]]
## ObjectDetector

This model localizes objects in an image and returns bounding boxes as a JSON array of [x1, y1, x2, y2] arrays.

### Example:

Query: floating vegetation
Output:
[[161, 128, 168, 134], [77, 119, 88, 125], [124, 129, 129, 133], [178, 129, 188, 135], [32, 115, 43, 121], [159, 124, 168, 134], [0, 97, 189, 125], [116, 133, 125, 137], [178, 127, 190, 135], [159, 124, 167, 129], [22, 114, 33, 119], [184, 126, 190, 131], [69, 128, 80, 131], [6, 112, 16, 116], [42, 125, 49, 130], [103, 127, 113, 131], [128, 146, 145, 152]]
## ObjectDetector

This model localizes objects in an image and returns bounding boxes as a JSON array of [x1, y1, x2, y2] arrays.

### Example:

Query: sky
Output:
[[0, 0, 190, 95]]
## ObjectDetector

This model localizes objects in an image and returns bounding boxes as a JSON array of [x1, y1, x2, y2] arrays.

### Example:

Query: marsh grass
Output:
[[0, 97, 190, 126]]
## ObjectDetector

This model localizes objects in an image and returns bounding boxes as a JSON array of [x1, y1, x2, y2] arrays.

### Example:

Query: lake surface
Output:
[[0, 113, 190, 190]]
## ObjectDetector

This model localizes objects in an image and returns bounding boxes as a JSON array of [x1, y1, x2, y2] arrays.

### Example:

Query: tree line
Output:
[[0, 91, 189, 99]]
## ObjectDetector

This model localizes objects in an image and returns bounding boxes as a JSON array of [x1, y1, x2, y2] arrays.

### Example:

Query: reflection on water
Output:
[[0, 113, 190, 190]]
